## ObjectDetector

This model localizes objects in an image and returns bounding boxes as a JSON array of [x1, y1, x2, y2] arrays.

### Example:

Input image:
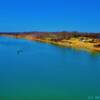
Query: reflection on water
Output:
[[0, 37, 100, 100]]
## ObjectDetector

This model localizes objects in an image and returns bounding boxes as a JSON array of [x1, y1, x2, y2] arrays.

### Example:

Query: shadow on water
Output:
[[90, 51, 100, 57], [17, 49, 23, 55]]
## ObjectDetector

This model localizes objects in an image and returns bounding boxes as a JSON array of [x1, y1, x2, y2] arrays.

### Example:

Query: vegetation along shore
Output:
[[0, 31, 100, 52]]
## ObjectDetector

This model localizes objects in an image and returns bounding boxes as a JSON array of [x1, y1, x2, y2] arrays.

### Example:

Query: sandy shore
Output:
[[34, 38, 100, 52], [0, 34, 100, 52]]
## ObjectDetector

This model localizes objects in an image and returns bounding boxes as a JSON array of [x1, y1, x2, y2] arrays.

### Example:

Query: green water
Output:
[[0, 37, 100, 100]]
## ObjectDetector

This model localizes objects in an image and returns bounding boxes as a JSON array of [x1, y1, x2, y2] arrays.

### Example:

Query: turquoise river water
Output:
[[0, 37, 100, 100]]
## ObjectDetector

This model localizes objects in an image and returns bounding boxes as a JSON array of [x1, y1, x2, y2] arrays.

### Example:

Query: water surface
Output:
[[0, 37, 100, 100]]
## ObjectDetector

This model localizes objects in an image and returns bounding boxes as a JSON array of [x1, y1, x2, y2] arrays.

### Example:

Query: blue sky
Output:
[[0, 0, 100, 32]]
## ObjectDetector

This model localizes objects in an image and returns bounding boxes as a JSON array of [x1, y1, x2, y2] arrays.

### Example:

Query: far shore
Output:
[[0, 32, 100, 52]]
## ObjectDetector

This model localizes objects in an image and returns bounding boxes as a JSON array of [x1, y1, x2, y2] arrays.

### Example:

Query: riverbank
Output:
[[34, 38, 100, 52], [0, 32, 100, 52]]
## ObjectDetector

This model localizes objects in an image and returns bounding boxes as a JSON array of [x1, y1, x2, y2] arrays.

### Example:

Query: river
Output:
[[0, 37, 100, 100]]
